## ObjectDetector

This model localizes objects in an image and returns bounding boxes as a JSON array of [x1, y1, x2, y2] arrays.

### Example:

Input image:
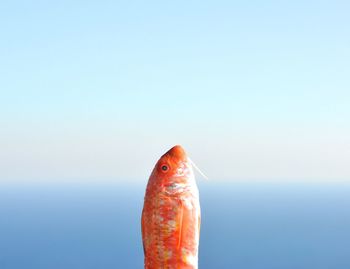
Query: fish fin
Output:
[[141, 208, 147, 255], [177, 201, 184, 249], [198, 214, 201, 241]]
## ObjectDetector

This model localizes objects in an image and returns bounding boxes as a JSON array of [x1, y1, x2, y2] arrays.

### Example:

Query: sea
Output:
[[0, 181, 349, 269]]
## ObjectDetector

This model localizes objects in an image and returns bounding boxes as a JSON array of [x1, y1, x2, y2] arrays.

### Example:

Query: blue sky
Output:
[[1, 0, 349, 183]]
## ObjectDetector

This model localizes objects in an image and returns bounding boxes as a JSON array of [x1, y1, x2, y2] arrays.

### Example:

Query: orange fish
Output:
[[141, 145, 201, 269]]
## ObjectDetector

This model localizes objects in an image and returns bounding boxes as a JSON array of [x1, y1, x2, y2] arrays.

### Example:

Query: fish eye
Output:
[[161, 165, 169, 172]]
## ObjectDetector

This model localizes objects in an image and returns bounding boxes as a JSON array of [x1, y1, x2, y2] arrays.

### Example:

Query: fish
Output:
[[141, 145, 201, 269]]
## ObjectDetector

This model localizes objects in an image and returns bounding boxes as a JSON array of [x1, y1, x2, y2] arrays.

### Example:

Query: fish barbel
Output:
[[141, 145, 201, 269]]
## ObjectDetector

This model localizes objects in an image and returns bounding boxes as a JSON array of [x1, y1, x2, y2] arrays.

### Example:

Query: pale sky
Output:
[[1, 0, 349, 183]]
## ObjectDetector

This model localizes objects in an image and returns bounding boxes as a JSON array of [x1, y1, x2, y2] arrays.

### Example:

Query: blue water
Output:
[[0, 182, 349, 269]]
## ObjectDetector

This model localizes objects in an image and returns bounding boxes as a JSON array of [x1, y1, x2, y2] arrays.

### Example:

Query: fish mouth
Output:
[[164, 145, 187, 161]]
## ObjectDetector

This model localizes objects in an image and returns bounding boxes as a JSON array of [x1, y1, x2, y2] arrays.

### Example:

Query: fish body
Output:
[[141, 145, 200, 269]]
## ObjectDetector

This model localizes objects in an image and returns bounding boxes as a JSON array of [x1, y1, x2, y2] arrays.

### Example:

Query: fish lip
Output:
[[164, 145, 187, 160]]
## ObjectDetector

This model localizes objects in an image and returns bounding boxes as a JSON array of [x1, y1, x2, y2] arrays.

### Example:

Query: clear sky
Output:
[[1, 0, 349, 183]]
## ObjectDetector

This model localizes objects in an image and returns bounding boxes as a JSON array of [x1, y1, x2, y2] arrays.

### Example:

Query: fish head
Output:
[[152, 145, 194, 183]]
